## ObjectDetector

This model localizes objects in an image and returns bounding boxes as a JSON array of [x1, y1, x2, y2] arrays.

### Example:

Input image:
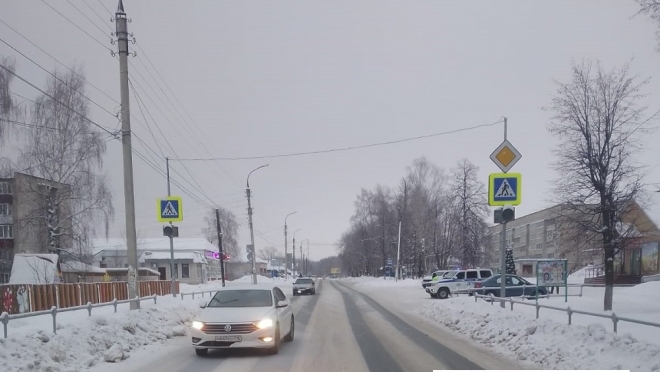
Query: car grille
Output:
[[201, 323, 258, 334]]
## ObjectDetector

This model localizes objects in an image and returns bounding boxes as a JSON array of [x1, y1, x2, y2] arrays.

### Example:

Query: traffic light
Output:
[[494, 205, 515, 224], [502, 205, 515, 222], [163, 225, 179, 237]]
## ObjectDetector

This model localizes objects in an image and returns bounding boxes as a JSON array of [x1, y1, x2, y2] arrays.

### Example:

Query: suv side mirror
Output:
[[199, 300, 208, 309], [277, 300, 289, 308]]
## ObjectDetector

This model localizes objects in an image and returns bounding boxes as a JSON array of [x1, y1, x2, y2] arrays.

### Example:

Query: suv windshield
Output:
[[442, 271, 457, 278], [295, 278, 313, 284], [207, 290, 273, 308]]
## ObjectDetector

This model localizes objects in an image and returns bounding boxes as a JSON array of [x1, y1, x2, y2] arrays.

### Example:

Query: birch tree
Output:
[[547, 60, 654, 311], [450, 159, 489, 268], [17, 67, 113, 256]]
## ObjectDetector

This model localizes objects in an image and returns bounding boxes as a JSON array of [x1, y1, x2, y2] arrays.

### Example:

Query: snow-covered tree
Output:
[[16, 67, 113, 256], [505, 248, 516, 275]]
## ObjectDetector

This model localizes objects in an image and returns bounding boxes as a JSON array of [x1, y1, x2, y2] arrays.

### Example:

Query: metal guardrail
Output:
[[472, 292, 660, 333], [642, 274, 660, 283], [179, 290, 217, 300], [0, 295, 158, 339]]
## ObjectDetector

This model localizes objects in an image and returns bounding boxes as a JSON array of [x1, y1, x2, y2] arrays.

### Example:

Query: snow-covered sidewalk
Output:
[[345, 276, 660, 372], [0, 275, 292, 372]]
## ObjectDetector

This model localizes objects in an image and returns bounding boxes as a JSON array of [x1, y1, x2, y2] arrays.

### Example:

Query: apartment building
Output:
[[0, 173, 72, 283], [486, 201, 660, 281]]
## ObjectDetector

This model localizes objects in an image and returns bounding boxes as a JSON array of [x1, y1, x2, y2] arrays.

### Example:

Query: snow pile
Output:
[[419, 298, 660, 371], [0, 297, 200, 372]]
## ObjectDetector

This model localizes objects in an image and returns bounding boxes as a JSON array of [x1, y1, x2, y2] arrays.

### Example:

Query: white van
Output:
[[425, 269, 493, 299]]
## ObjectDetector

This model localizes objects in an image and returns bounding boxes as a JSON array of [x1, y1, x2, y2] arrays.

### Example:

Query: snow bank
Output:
[[0, 296, 201, 372], [419, 298, 660, 372]]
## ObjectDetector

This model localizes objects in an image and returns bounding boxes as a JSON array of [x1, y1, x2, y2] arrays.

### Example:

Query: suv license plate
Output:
[[215, 336, 242, 342]]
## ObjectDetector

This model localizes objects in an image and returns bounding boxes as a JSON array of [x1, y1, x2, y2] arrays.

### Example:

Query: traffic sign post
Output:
[[488, 173, 522, 206], [488, 117, 524, 308], [490, 139, 522, 173], [157, 196, 183, 222]]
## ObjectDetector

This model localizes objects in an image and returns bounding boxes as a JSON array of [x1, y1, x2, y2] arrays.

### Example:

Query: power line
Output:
[[0, 18, 119, 104], [65, 0, 111, 37], [173, 119, 505, 161], [82, 0, 113, 30], [95, 0, 113, 16], [0, 36, 119, 121], [0, 64, 116, 137], [40, 0, 113, 54]]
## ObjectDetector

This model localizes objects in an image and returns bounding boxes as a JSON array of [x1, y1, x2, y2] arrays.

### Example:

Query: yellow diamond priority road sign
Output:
[[490, 139, 522, 173]]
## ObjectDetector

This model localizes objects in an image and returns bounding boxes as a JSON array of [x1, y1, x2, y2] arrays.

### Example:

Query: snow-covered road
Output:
[[89, 278, 520, 372]]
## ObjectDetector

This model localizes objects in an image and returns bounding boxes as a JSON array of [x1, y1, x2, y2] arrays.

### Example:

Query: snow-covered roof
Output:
[[60, 261, 106, 274], [91, 238, 218, 255], [138, 251, 208, 264], [9, 254, 59, 284]]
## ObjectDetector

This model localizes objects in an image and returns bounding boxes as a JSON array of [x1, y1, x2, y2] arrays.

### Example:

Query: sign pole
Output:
[[564, 259, 568, 303], [500, 221, 507, 308], [166, 157, 177, 297]]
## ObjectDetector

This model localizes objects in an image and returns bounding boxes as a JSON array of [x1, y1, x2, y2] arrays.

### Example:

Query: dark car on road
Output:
[[473, 274, 547, 298]]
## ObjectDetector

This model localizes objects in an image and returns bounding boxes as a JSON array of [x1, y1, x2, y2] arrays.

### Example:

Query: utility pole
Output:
[[166, 157, 176, 297], [300, 243, 303, 276], [396, 220, 401, 281], [284, 212, 296, 280], [216, 208, 226, 287], [115, 0, 139, 310], [246, 165, 268, 285], [293, 229, 301, 277]]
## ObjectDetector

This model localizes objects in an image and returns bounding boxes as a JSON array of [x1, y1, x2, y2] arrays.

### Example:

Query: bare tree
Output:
[[258, 246, 279, 261], [449, 159, 489, 268], [547, 60, 655, 311], [202, 207, 240, 259], [16, 67, 113, 257], [636, 1, 660, 50]]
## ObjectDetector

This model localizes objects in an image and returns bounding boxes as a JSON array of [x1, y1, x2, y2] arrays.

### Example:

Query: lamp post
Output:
[[246, 164, 269, 285], [300, 239, 309, 276], [292, 229, 302, 277], [284, 212, 297, 280]]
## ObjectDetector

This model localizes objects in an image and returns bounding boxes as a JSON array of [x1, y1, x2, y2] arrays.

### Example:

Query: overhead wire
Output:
[[39, 0, 113, 54], [0, 64, 117, 137], [173, 119, 505, 161]]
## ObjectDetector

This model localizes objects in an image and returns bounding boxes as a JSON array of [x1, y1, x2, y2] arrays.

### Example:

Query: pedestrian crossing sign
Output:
[[488, 173, 521, 206], [157, 196, 183, 222]]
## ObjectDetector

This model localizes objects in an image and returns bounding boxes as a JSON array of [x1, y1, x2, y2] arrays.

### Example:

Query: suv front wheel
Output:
[[437, 288, 449, 299]]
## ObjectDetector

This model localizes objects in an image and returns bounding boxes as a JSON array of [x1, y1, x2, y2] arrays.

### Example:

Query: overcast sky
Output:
[[2, 0, 660, 261]]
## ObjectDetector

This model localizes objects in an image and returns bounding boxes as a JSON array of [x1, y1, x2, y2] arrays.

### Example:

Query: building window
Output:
[[182, 264, 189, 278], [0, 225, 12, 238], [546, 253, 555, 258], [197, 264, 202, 278], [0, 204, 10, 216], [535, 243, 543, 250], [173, 264, 178, 278], [0, 182, 11, 195]]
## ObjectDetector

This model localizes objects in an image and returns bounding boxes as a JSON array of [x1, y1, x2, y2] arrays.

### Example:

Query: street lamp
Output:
[[284, 212, 297, 280], [246, 164, 269, 285], [300, 239, 309, 276], [292, 228, 302, 277]]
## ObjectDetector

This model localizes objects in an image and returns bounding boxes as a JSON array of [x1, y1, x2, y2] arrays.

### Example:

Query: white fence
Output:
[[0, 295, 158, 339], [470, 290, 660, 333]]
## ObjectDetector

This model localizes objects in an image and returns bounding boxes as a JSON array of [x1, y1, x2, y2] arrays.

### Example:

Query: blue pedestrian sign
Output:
[[488, 173, 522, 206], [157, 196, 183, 222], [386, 258, 393, 267]]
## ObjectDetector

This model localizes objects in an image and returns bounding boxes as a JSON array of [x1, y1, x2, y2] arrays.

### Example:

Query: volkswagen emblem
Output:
[[224, 324, 232, 332]]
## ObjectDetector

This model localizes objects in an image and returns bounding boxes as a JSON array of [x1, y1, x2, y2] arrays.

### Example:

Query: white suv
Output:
[[425, 269, 493, 299]]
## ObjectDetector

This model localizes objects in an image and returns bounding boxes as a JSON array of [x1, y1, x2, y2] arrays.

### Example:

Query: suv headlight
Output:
[[192, 321, 205, 330], [255, 318, 273, 329]]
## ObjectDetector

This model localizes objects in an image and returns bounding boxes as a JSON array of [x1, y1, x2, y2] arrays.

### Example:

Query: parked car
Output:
[[191, 284, 294, 356], [421, 270, 450, 288], [426, 268, 493, 299], [293, 277, 316, 295], [473, 274, 547, 298]]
